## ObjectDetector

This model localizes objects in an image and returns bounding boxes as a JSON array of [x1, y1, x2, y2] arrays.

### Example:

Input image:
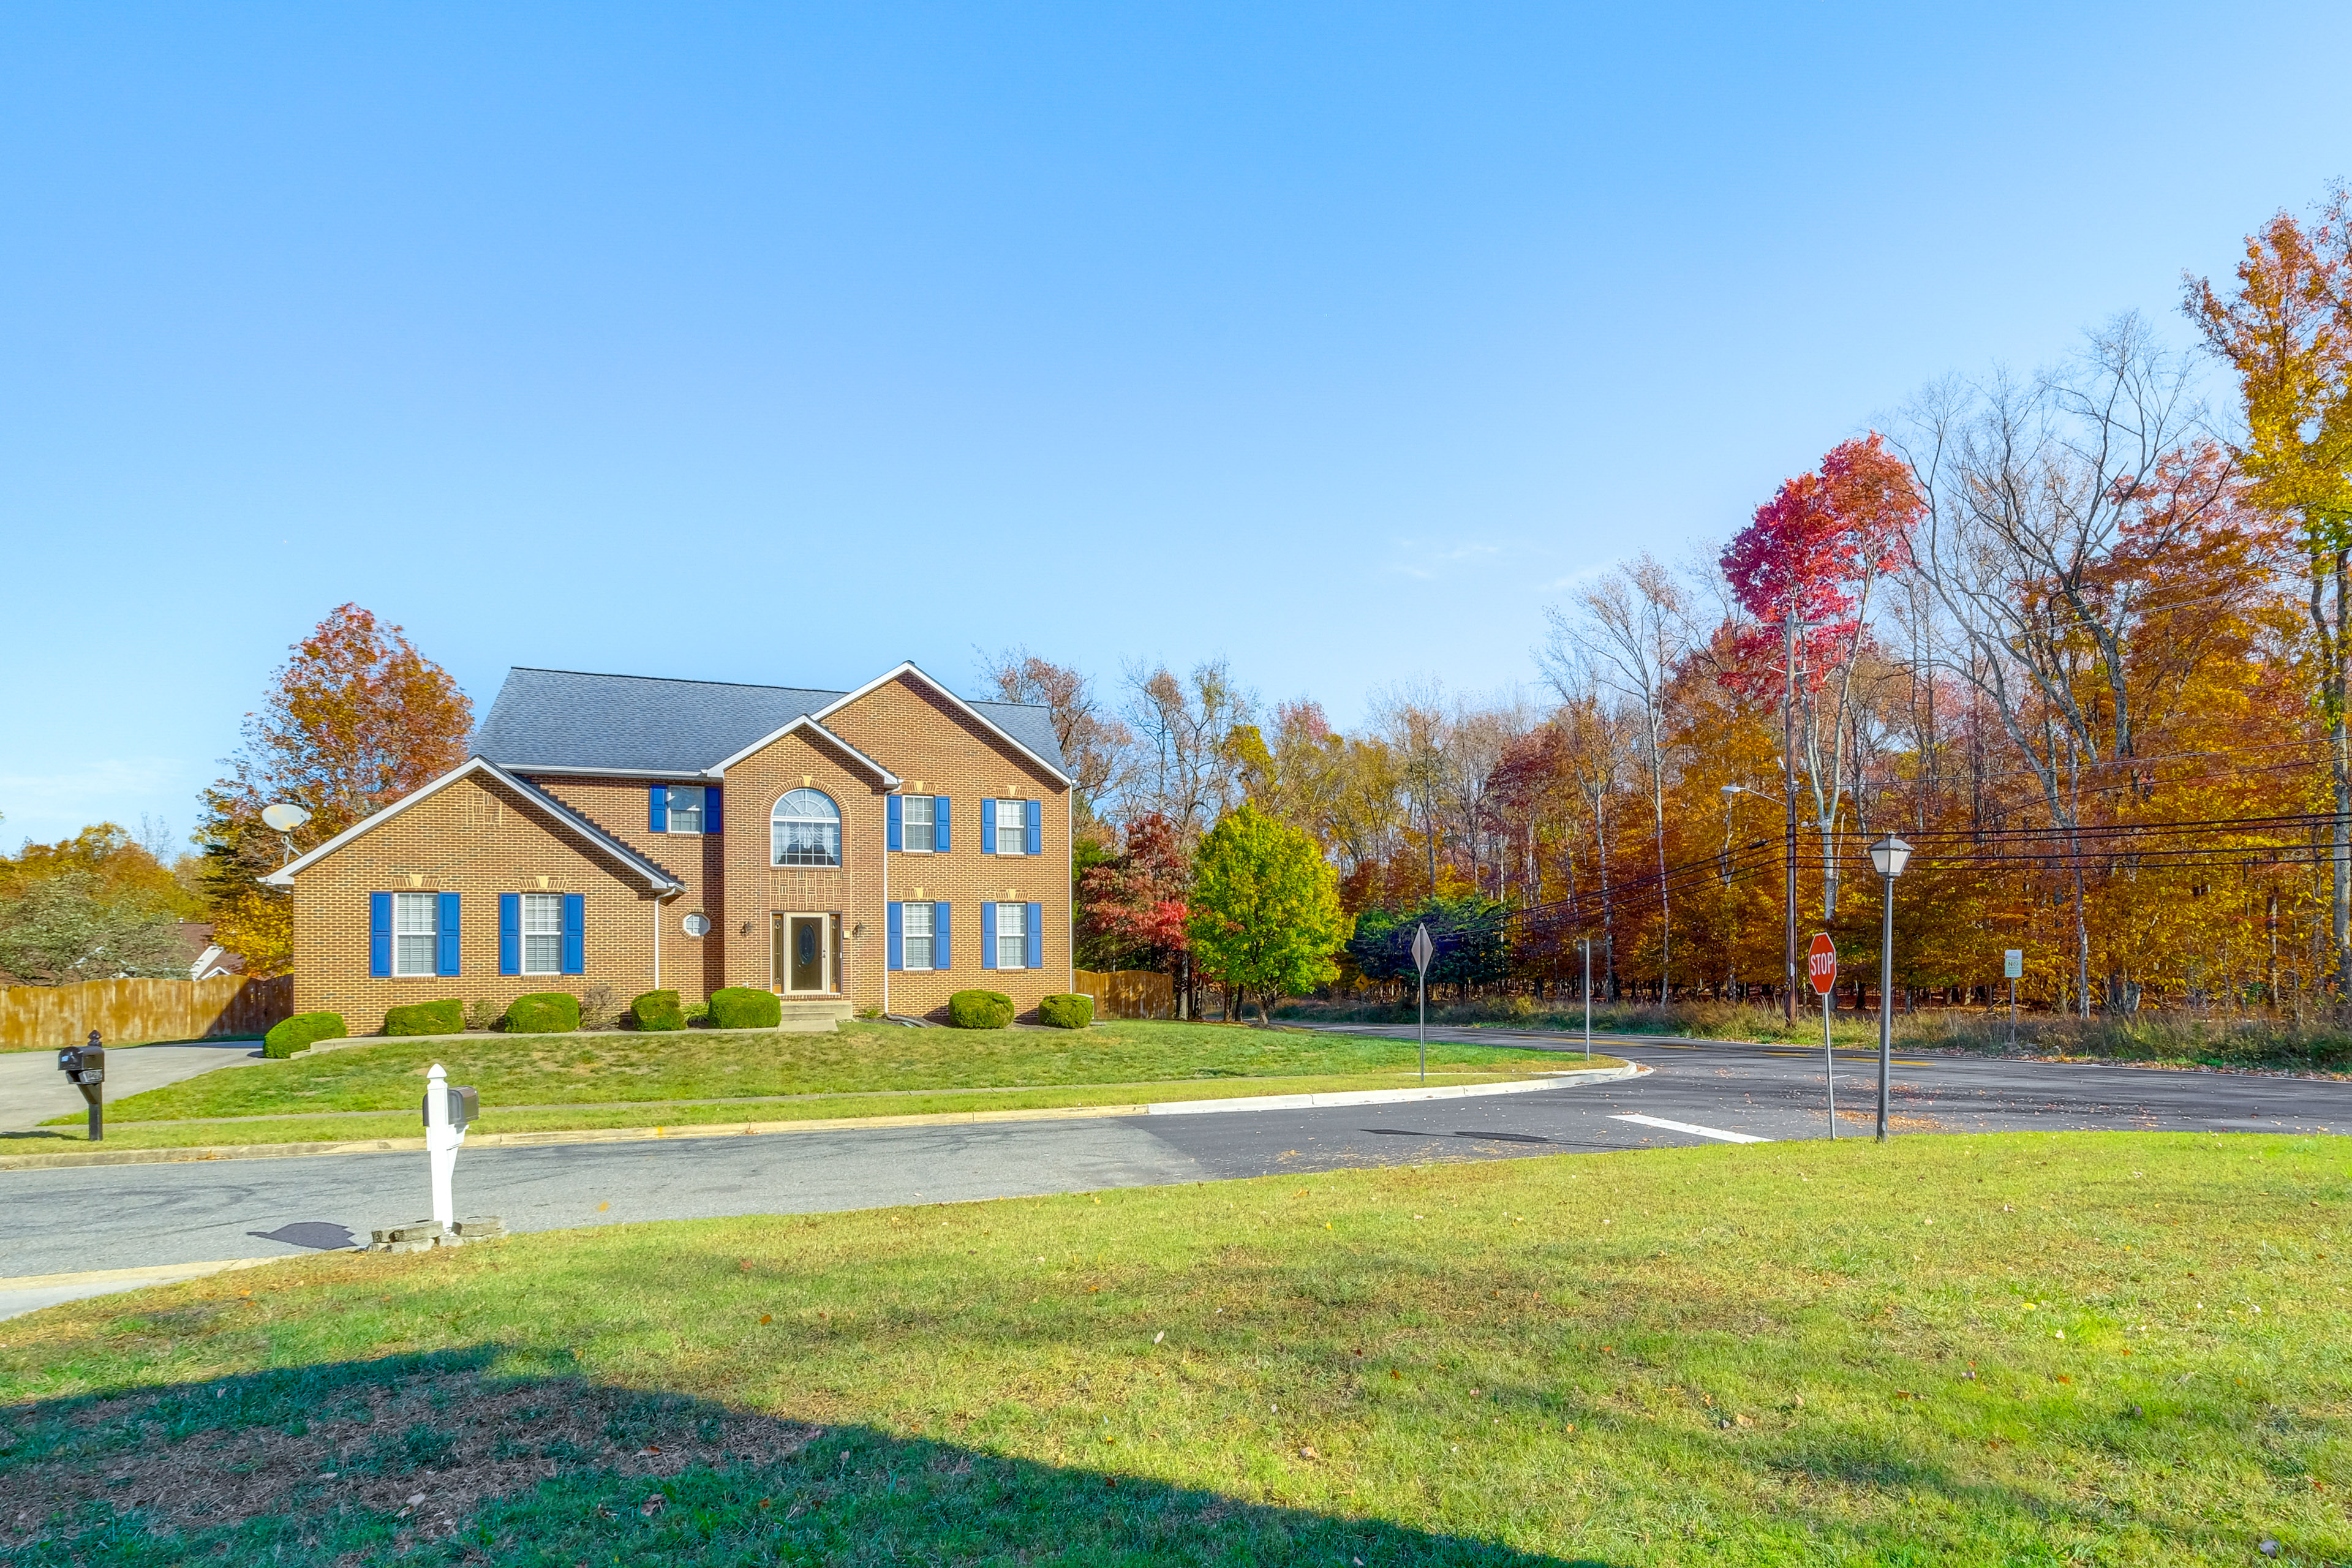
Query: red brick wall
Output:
[[820, 675, 1071, 1021], [287, 769, 668, 1035]]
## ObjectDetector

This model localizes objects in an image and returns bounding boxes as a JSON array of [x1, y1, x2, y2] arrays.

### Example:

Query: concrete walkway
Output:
[[0, 1039, 268, 1133]]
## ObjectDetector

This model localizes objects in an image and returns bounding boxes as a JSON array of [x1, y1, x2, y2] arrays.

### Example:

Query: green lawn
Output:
[[17, 1020, 1595, 1150], [5, 1131, 2345, 1564]]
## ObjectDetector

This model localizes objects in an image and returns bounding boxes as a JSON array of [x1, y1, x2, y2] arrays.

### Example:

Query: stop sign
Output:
[[1807, 932, 1837, 995]]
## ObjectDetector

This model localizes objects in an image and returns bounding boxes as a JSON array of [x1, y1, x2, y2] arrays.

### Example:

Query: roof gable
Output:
[[813, 663, 1072, 784], [260, 758, 684, 892]]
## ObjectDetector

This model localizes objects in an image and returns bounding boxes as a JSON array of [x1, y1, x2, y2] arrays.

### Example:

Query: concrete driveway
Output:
[[0, 1039, 268, 1133]]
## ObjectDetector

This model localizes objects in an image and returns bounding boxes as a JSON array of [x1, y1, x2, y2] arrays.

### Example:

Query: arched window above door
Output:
[[771, 788, 842, 867]]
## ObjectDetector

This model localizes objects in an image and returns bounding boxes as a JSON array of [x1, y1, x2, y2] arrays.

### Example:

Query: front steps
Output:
[[778, 998, 856, 1033]]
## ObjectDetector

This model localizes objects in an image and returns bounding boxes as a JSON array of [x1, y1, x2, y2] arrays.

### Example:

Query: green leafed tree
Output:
[[0, 872, 186, 985], [1186, 802, 1353, 1025]]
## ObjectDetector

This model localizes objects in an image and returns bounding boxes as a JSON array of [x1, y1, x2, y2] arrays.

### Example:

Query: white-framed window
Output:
[[903, 900, 935, 970], [995, 799, 1027, 854], [521, 892, 563, 975], [771, 788, 842, 867], [995, 899, 1027, 970], [393, 891, 439, 977], [902, 794, 933, 852], [666, 785, 706, 834]]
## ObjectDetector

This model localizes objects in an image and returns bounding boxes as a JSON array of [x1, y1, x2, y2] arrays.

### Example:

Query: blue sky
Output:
[[3, 2, 2348, 848]]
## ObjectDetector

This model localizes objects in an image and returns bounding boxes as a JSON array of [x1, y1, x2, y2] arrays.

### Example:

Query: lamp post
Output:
[[1577, 937, 1594, 1060], [1868, 834, 1913, 1144]]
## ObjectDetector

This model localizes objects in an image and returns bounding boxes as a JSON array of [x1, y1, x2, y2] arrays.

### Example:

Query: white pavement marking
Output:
[[0, 1257, 276, 1322], [1610, 1112, 1771, 1145], [1145, 1066, 1638, 1116]]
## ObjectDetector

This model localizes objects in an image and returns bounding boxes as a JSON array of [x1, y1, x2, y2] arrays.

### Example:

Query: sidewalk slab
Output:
[[0, 1257, 277, 1322]]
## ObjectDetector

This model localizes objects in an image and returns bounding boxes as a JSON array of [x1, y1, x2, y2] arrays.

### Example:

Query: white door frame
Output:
[[775, 911, 835, 994]]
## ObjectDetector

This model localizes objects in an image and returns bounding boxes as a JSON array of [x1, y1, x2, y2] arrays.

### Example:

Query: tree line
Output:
[[1024, 187, 2352, 1020]]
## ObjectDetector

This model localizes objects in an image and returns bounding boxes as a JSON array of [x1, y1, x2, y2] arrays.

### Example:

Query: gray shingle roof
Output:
[[472, 667, 1068, 778]]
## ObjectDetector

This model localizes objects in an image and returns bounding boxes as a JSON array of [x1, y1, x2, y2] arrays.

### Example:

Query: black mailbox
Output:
[[421, 1085, 481, 1128], [59, 1032, 105, 1141]]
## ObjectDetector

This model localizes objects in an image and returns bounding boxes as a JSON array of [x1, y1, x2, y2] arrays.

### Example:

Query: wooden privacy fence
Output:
[[1074, 968, 1174, 1022], [0, 975, 292, 1051]]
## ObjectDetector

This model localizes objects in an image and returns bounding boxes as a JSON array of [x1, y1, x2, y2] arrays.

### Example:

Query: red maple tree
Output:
[[1718, 434, 1920, 697]]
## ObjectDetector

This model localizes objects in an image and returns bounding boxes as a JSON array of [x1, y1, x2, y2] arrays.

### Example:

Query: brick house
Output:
[[264, 662, 1072, 1033]]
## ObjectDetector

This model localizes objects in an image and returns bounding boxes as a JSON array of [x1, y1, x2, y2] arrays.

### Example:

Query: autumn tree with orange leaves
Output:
[[197, 605, 472, 973]]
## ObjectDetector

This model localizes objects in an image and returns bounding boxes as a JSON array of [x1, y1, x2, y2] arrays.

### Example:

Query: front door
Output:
[[780, 913, 829, 993]]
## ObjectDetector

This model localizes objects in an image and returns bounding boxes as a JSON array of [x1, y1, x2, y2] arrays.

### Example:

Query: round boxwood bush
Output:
[[383, 998, 464, 1037], [263, 1011, 345, 1058], [948, 989, 1015, 1029], [631, 989, 686, 1031], [503, 992, 581, 1035], [709, 987, 782, 1030], [1038, 993, 1095, 1030]]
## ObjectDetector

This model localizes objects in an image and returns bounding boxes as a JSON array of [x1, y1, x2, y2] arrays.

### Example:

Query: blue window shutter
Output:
[[437, 892, 462, 976], [649, 785, 668, 833], [562, 894, 585, 974], [1026, 902, 1044, 970], [887, 902, 903, 970], [499, 894, 521, 976], [935, 795, 951, 852], [1025, 799, 1042, 856], [981, 902, 997, 969], [935, 902, 951, 971], [705, 786, 722, 835], [369, 892, 391, 978], [981, 797, 997, 854], [888, 794, 903, 852]]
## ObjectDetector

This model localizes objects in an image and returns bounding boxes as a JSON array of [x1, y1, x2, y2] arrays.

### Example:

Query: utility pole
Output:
[[1783, 600, 1800, 1025]]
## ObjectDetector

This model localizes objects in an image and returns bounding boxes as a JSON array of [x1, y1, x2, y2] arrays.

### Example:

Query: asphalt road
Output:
[[6, 1029, 2345, 1297]]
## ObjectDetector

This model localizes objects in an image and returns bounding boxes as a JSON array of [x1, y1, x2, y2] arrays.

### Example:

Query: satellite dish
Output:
[[261, 804, 311, 832]]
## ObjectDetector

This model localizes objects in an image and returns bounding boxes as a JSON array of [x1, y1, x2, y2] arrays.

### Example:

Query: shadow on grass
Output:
[[2, 1345, 1615, 1567]]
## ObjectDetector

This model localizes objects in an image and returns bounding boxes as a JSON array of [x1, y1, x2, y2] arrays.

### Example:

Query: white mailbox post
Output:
[[422, 1062, 475, 1232]]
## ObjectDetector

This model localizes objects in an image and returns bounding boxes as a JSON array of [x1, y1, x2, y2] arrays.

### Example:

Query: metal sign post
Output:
[[1411, 924, 1434, 1085], [1807, 933, 1838, 1138], [2003, 948, 2023, 1048], [1579, 938, 1593, 1061]]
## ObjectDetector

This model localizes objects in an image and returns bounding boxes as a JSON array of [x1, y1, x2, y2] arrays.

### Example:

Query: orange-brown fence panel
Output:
[[1073, 968, 1174, 1022], [0, 975, 293, 1052]]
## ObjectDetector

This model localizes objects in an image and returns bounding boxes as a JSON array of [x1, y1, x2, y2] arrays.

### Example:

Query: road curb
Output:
[[1142, 1063, 1642, 1114]]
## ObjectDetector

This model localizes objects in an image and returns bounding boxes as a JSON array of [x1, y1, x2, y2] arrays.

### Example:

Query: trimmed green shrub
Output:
[[1038, 993, 1095, 1030], [631, 989, 686, 1031], [383, 999, 465, 1037], [263, 1011, 345, 1058], [709, 987, 782, 1029], [503, 992, 581, 1035], [948, 989, 1016, 1030]]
